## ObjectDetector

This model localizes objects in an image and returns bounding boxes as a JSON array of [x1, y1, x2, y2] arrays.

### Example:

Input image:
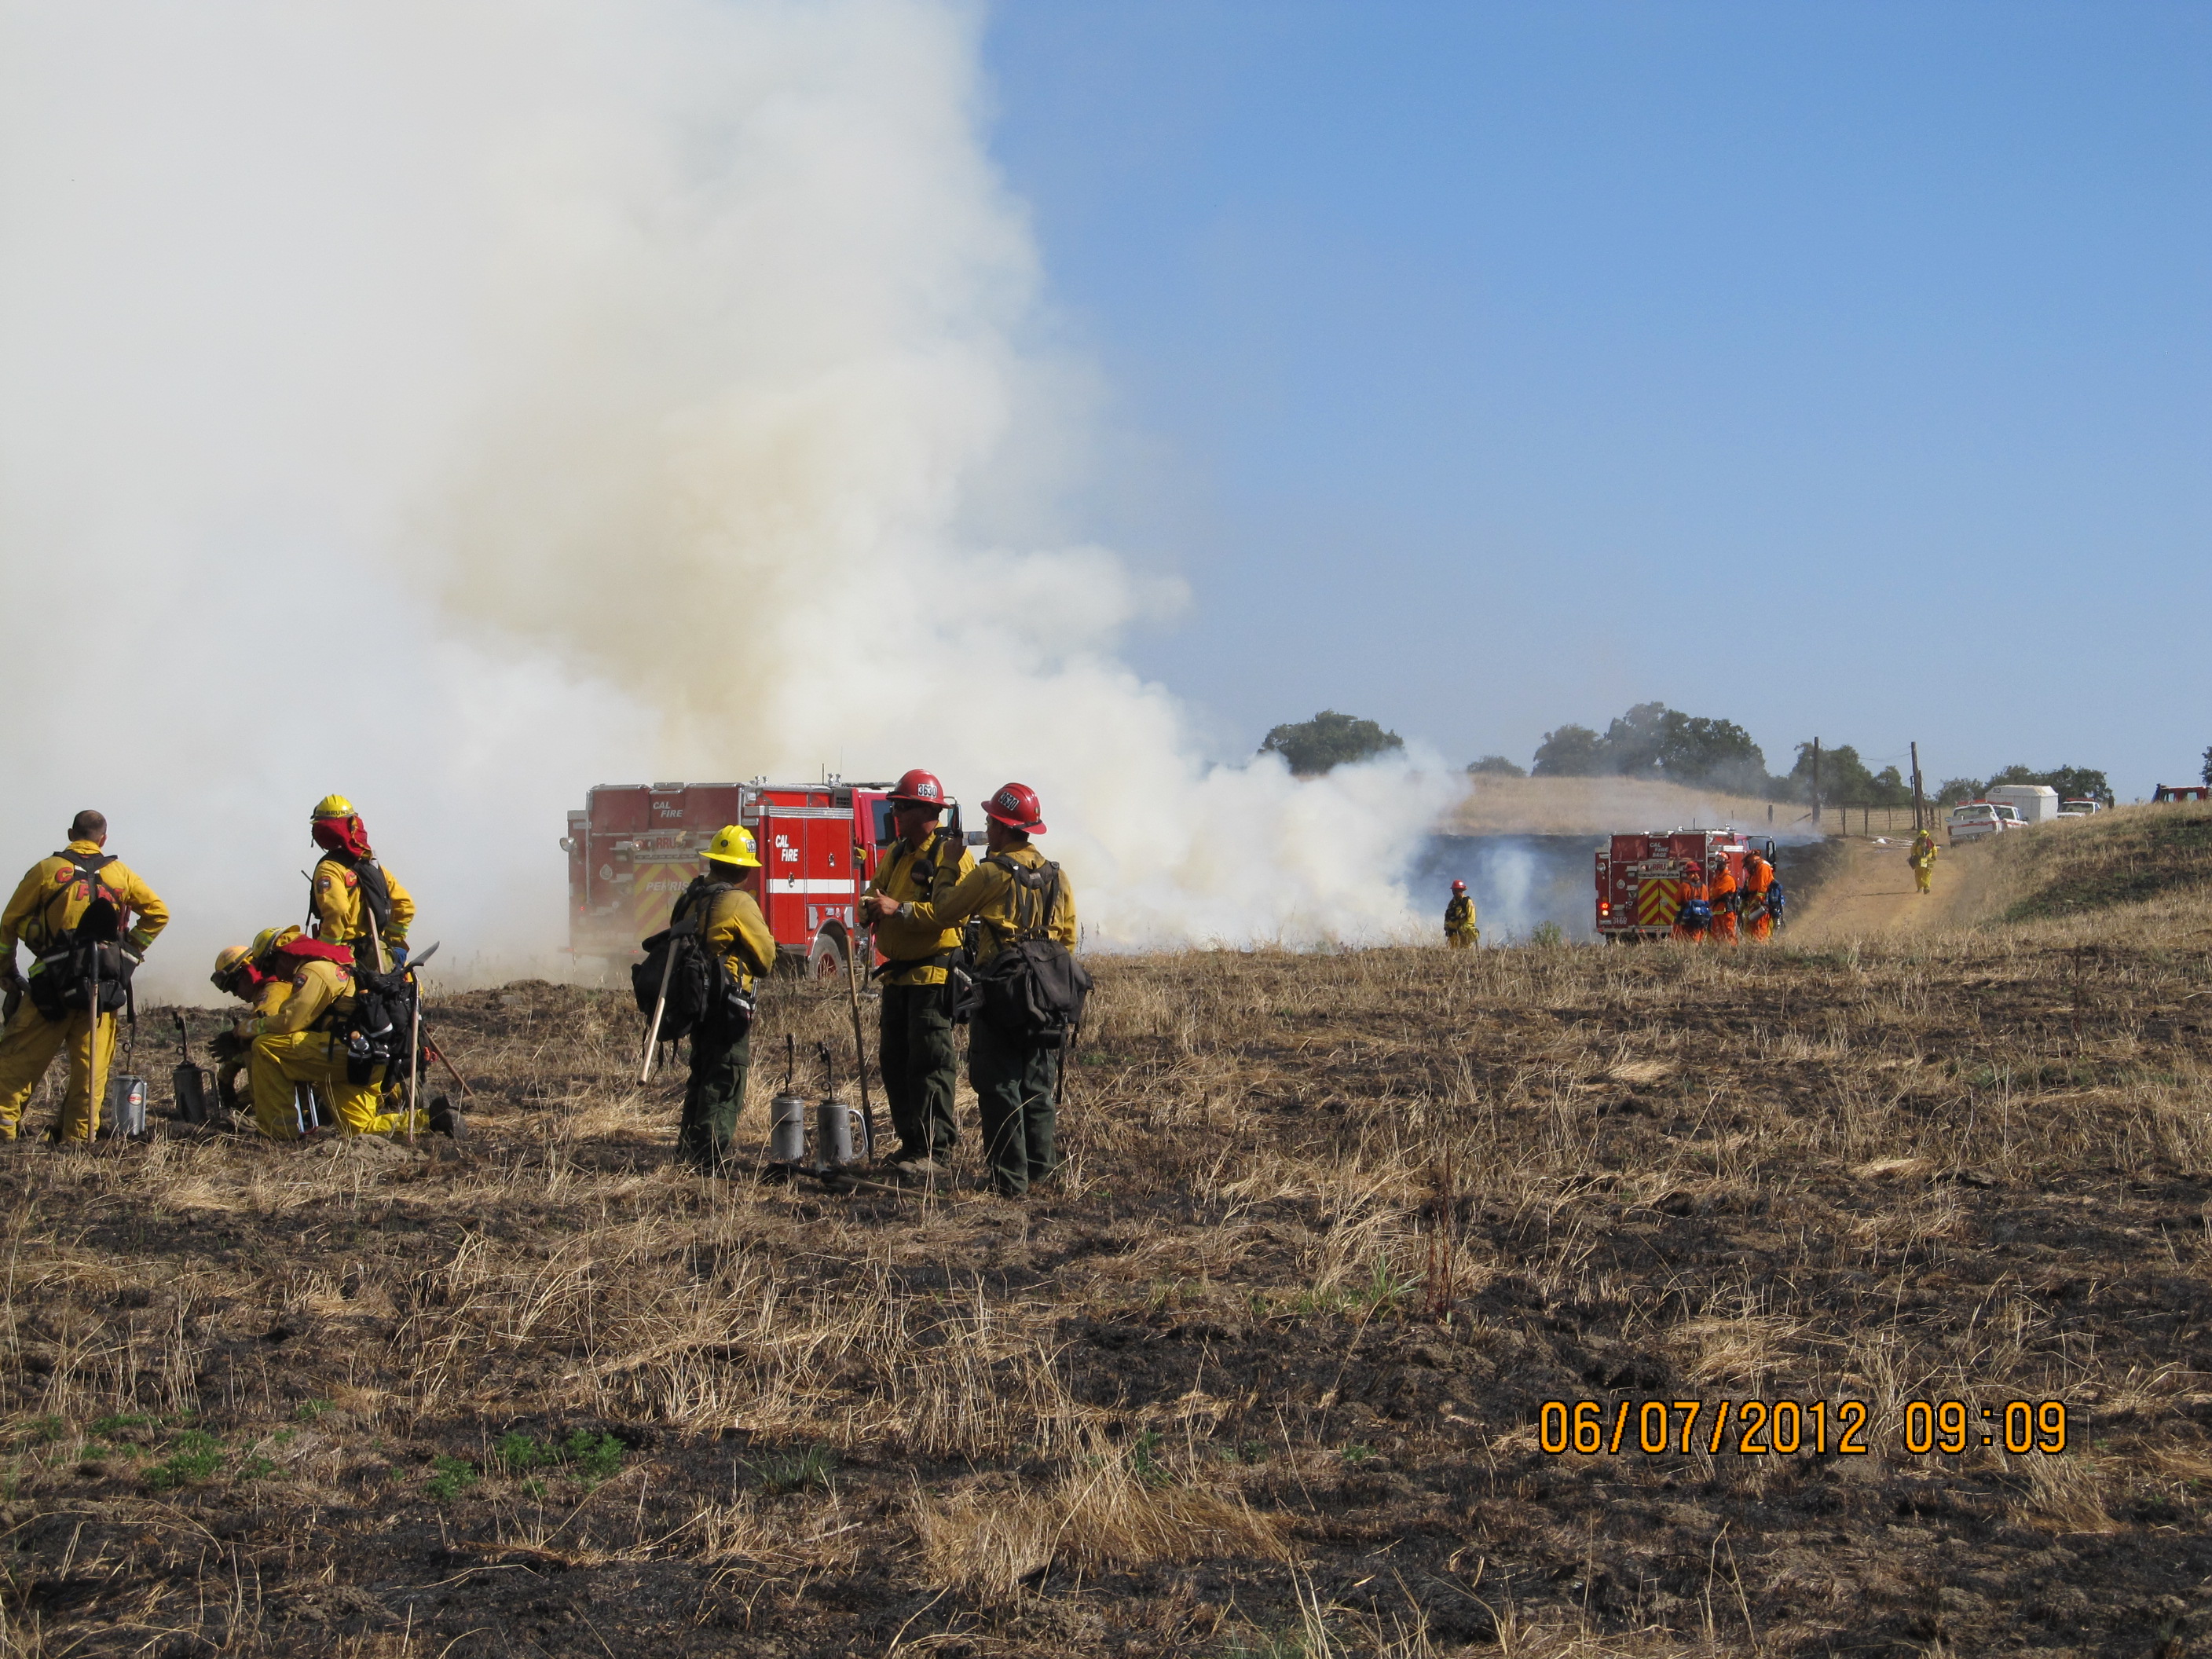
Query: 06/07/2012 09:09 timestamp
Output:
[[1538, 1399, 2072, 1458]]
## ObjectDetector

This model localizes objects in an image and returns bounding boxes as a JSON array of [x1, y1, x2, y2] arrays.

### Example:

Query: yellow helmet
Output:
[[705, 824, 759, 868], [211, 945, 253, 986], [310, 793, 355, 820], [251, 925, 301, 961]]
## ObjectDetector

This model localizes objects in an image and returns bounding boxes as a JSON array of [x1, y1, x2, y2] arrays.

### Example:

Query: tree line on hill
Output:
[[1254, 706, 2111, 808]]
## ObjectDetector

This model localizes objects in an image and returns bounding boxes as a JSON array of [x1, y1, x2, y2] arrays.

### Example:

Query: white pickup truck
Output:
[[1946, 801, 2024, 844]]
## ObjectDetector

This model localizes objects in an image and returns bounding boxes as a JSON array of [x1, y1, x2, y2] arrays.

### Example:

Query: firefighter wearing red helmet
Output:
[[865, 780, 1078, 1198], [1444, 879, 1477, 950], [863, 768, 975, 1173]]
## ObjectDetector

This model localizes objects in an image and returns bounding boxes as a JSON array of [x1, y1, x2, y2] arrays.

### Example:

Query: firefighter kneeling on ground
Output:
[[209, 928, 301, 1129], [672, 826, 776, 1174], [1910, 827, 1939, 895], [1741, 847, 1778, 942], [1444, 881, 1478, 949], [867, 782, 1079, 1199], [865, 768, 976, 1174], [245, 936, 441, 1141], [0, 811, 169, 1142]]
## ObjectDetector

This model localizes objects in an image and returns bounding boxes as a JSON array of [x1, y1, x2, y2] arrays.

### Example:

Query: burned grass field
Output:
[[4, 807, 2212, 1657]]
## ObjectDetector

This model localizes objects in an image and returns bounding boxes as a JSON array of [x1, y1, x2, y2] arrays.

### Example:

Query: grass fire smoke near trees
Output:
[[0, 0, 1452, 990]]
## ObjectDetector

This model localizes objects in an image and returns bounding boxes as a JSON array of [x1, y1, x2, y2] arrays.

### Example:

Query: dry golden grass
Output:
[[0, 804, 2207, 1654]]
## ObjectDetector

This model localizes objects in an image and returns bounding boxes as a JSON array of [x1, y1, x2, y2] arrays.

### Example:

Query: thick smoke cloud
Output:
[[0, 0, 1452, 998]]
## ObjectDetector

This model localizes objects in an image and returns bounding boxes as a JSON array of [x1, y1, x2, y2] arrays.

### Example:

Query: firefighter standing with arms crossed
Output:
[[864, 769, 975, 1174], [0, 812, 168, 1142], [669, 826, 777, 1174], [306, 795, 416, 969], [867, 783, 1076, 1199], [1443, 881, 1478, 949]]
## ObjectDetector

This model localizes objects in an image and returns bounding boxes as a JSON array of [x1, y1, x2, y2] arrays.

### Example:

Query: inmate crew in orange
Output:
[[1708, 853, 1741, 943], [0, 811, 168, 1141], [1741, 848, 1778, 942], [306, 794, 416, 970], [1670, 866, 1711, 943]]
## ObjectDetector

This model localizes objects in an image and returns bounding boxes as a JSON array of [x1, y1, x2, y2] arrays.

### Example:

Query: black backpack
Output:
[[341, 962, 419, 1086], [27, 854, 135, 1022], [632, 880, 755, 1046], [969, 856, 1090, 1046]]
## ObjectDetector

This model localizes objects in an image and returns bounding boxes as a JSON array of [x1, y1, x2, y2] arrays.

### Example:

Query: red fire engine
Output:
[[563, 779, 972, 975], [1595, 830, 1776, 942]]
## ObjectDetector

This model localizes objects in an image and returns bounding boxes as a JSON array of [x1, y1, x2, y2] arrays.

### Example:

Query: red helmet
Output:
[[1451, 880, 1467, 892], [983, 782, 1046, 834], [888, 768, 946, 808]]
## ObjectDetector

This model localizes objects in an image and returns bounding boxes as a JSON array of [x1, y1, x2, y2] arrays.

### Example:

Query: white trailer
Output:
[[1985, 785, 2061, 824]]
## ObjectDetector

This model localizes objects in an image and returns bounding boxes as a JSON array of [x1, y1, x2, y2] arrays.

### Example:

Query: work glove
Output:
[[0, 958, 21, 991], [209, 1028, 247, 1062]]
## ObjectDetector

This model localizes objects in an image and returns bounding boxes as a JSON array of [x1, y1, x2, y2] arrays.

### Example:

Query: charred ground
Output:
[[3, 804, 2211, 1657]]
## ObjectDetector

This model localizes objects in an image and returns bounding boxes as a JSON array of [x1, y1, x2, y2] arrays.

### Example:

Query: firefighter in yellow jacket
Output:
[[1444, 881, 1478, 947], [869, 783, 1076, 1198], [210, 930, 302, 1132], [1910, 828, 1939, 895], [245, 937, 421, 1138], [865, 769, 976, 1172], [669, 826, 777, 1172], [0, 811, 169, 1141], [306, 795, 416, 970]]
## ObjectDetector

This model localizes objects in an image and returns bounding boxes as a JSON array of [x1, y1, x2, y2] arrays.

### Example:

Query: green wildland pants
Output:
[[679, 1021, 750, 1171], [880, 982, 959, 1159], [970, 1016, 1060, 1196]]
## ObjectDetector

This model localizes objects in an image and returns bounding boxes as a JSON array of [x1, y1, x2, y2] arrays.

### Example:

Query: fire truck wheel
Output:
[[806, 931, 847, 982]]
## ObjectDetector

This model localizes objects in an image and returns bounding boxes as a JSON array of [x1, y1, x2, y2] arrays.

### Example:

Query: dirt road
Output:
[[1793, 830, 1992, 941]]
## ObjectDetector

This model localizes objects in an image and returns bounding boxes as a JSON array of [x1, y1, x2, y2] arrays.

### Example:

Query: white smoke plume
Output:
[[0, 0, 1455, 998]]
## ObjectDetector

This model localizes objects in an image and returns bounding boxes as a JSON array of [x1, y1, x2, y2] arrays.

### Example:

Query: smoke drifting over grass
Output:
[[0, 0, 1451, 994]]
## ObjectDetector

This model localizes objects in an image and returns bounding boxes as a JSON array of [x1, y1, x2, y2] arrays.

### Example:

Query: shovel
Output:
[[171, 1011, 210, 1125]]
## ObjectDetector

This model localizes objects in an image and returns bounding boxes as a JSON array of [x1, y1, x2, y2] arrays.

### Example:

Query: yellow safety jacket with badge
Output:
[[1444, 895, 1475, 932], [1, 840, 170, 965], [866, 830, 976, 987], [310, 856, 416, 956], [902, 844, 1076, 968], [255, 958, 356, 1038]]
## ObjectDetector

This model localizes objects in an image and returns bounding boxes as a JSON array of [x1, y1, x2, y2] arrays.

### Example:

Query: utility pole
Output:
[[1811, 738, 1822, 830], [1910, 742, 1926, 833]]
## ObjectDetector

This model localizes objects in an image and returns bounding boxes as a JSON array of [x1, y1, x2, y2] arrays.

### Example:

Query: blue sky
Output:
[[980, 2, 2210, 798]]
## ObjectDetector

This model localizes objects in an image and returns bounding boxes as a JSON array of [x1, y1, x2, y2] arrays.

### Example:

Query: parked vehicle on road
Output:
[[2059, 799, 2103, 817], [1984, 785, 2061, 823], [1946, 801, 2023, 844]]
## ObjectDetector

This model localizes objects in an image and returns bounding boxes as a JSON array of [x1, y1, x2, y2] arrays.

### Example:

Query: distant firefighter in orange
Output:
[[1671, 867, 1712, 942], [1708, 855, 1741, 943], [1741, 847, 1778, 941]]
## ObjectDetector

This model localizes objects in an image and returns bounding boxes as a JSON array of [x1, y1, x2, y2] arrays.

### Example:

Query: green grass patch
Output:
[[145, 1430, 226, 1490], [750, 1445, 837, 1496], [427, 1455, 478, 1502]]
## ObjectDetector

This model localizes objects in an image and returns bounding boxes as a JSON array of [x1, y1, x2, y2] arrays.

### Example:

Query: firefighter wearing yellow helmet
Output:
[[306, 793, 416, 972], [667, 825, 776, 1172], [0, 811, 169, 1142], [244, 932, 427, 1140], [208, 932, 300, 1128]]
